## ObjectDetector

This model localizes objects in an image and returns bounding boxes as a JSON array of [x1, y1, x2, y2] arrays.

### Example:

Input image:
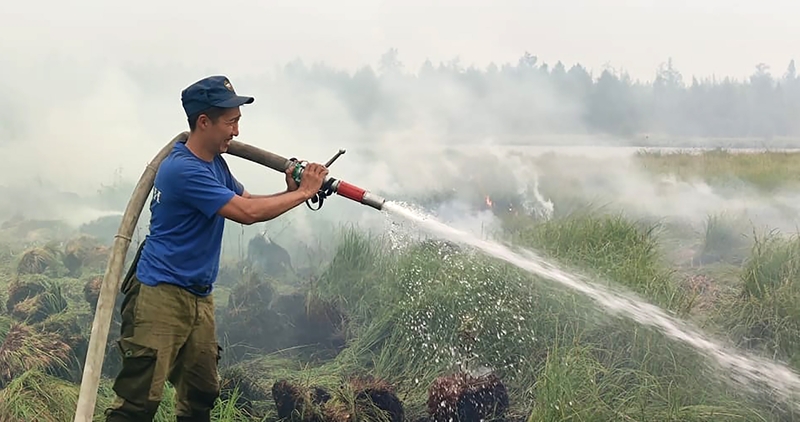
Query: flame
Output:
[[485, 196, 493, 208]]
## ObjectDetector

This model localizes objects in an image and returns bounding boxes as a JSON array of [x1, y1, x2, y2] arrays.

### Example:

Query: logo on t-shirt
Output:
[[152, 187, 162, 205]]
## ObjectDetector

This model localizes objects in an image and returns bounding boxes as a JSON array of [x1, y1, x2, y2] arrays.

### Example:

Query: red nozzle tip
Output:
[[335, 180, 385, 210], [336, 181, 366, 202]]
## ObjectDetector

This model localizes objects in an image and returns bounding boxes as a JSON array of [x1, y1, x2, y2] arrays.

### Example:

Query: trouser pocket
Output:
[[112, 338, 159, 405]]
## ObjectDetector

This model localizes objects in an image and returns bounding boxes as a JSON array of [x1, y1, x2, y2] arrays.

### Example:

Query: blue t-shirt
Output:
[[135, 141, 244, 296]]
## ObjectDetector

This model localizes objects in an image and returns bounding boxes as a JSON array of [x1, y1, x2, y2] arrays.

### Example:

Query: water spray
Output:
[[72, 132, 385, 422]]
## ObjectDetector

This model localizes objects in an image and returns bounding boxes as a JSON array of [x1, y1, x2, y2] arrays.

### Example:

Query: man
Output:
[[104, 75, 328, 422]]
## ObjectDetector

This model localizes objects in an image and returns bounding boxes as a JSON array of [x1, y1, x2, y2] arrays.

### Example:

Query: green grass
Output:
[[713, 231, 800, 368], [3, 148, 800, 420], [634, 149, 800, 191]]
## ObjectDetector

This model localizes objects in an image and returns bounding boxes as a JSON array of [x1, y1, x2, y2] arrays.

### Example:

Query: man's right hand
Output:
[[298, 163, 329, 198]]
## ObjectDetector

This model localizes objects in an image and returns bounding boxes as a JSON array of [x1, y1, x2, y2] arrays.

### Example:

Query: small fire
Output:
[[485, 196, 493, 208]]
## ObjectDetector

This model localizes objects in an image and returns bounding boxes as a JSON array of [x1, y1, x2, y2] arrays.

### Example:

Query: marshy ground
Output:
[[3, 148, 800, 421]]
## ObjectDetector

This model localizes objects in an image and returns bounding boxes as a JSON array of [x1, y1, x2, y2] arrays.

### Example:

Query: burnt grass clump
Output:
[[5, 274, 68, 323], [218, 270, 348, 361], [62, 234, 109, 277], [272, 291, 349, 355], [5, 275, 48, 313], [247, 233, 294, 277], [82, 275, 102, 312], [348, 376, 404, 422], [16, 246, 60, 276], [272, 379, 331, 422], [425, 372, 510, 422], [271, 376, 404, 422], [220, 365, 272, 418], [0, 323, 72, 388]]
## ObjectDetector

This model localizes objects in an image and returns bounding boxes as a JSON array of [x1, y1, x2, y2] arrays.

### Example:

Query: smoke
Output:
[[1, 1, 798, 263], [513, 148, 800, 236], [0, 37, 586, 259]]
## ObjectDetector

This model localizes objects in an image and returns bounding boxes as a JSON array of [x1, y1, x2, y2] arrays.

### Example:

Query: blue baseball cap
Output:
[[181, 75, 254, 118]]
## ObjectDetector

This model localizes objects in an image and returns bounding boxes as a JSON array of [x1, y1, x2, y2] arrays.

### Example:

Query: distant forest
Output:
[[249, 49, 800, 143], [13, 50, 797, 146]]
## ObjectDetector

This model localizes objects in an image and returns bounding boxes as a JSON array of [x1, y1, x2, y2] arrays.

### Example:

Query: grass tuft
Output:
[[698, 212, 754, 265], [715, 231, 800, 370], [0, 369, 85, 422], [0, 323, 72, 388]]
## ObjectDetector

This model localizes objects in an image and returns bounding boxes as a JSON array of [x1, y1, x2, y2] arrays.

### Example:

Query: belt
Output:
[[185, 284, 212, 295]]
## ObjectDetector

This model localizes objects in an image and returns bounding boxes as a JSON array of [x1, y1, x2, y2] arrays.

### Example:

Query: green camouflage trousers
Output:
[[104, 275, 221, 422]]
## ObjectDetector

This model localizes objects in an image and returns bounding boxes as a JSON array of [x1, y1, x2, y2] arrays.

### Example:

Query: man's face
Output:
[[203, 107, 241, 154]]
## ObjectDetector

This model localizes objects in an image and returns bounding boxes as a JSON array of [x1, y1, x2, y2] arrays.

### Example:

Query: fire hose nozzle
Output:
[[299, 177, 385, 211], [224, 141, 385, 212], [362, 191, 387, 211], [330, 179, 386, 211]]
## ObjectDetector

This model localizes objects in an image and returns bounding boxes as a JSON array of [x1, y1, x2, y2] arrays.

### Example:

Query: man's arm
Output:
[[241, 189, 291, 199], [218, 188, 314, 225], [165, 160, 309, 225], [219, 162, 329, 225]]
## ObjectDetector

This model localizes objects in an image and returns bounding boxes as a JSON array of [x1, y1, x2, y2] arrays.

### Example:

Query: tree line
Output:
[[17, 49, 796, 146], [263, 49, 800, 143]]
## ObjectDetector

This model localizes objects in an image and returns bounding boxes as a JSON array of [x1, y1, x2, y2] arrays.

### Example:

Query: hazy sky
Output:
[[0, 0, 797, 200], [2, 0, 797, 82]]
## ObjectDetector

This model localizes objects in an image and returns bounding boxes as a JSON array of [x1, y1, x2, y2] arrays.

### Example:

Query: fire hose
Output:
[[72, 131, 385, 422], [230, 140, 386, 212]]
